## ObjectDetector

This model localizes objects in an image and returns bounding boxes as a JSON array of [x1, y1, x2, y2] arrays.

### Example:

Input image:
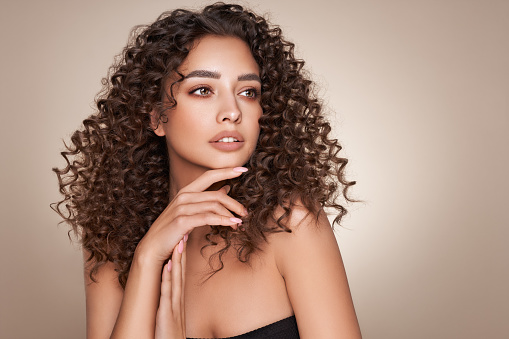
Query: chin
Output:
[[205, 158, 250, 170], [211, 153, 252, 168], [207, 162, 246, 170]]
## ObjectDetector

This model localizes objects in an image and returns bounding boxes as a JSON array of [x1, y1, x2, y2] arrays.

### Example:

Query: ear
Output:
[[150, 110, 166, 137]]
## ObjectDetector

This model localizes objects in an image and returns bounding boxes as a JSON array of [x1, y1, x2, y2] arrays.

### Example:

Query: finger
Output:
[[161, 261, 172, 298], [175, 201, 236, 219], [175, 191, 248, 217], [174, 213, 242, 234], [171, 240, 183, 314], [158, 260, 172, 313], [180, 237, 187, 329], [180, 167, 248, 193]]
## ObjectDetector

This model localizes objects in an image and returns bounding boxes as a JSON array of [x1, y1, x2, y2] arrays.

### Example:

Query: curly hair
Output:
[[52, 2, 355, 289]]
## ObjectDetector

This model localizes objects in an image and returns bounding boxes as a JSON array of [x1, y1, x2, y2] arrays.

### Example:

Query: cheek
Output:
[[253, 111, 262, 136], [247, 118, 261, 152], [166, 106, 205, 132]]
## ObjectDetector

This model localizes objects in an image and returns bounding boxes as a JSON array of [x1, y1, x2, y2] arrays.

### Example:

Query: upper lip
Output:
[[209, 130, 244, 142]]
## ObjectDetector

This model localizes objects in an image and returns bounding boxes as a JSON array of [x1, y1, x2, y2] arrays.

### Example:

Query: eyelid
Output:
[[239, 87, 261, 98], [189, 85, 213, 96]]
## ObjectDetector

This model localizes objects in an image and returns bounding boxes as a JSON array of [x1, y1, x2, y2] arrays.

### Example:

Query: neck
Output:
[[168, 163, 207, 199]]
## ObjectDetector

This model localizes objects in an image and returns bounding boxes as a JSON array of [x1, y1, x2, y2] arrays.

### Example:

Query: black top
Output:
[[186, 315, 300, 339]]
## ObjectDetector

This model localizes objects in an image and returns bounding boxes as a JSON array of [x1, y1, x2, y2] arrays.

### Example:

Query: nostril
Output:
[[218, 108, 242, 123], [222, 114, 240, 122]]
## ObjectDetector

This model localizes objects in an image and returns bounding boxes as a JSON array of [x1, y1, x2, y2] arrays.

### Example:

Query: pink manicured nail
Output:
[[243, 208, 248, 216], [167, 260, 172, 271], [178, 240, 184, 253], [230, 217, 243, 223], [183, 233, 188, 242], [233, 167, 248, 173]]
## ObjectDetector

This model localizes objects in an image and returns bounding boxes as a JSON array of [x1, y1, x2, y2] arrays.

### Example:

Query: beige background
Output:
[[1, 0, 508, 338]]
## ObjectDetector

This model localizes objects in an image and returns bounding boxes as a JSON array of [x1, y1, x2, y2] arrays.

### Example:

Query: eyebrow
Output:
[[184, 70, 220, 79], [184, 70, 261, 83], [238, 73, 261, 83]]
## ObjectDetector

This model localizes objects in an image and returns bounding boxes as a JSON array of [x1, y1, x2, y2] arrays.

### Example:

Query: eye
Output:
[[190, 86, 212, 96], [240, 88, 259, 98]]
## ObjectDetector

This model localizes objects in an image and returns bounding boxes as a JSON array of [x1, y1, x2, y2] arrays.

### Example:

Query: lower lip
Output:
[[209, 141, 244, 151]]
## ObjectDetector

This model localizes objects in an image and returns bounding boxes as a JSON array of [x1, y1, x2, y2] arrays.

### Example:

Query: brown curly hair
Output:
[[52, 2, 355, 289]]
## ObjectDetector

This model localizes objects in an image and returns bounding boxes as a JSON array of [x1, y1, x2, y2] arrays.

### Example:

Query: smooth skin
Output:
[[155, 239, 187, 339], [86, 169, 246, 339], [154, 202, 362, 339], [84, 35, 361, 338]]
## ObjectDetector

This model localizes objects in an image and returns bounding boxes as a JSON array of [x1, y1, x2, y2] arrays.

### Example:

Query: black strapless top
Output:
[[186, 315, 300, 339]]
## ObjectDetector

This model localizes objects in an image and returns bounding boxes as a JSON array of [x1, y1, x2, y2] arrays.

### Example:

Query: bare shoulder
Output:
[[267, 201, 362, 339], [83, 249, 124, 339], [268, 202, 338, 274]]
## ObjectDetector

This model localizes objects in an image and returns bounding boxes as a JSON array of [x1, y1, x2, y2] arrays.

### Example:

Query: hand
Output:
[[135, 167, 248, 265], [155, 238, 187, 339]]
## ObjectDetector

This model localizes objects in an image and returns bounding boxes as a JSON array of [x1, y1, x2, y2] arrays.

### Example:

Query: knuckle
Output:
[[204, 214, 214, 225], [211, 201, 222, 211], [174, 205, 186, 216], [214, 191, 227, 202], [174, 193, 187, 204], [174, 215, 186, 228], [205, 213, 221, 225]]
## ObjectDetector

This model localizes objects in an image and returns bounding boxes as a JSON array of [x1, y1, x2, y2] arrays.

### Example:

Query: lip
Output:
[[209, 131, 244, 143], [209, 130, 244, 151]]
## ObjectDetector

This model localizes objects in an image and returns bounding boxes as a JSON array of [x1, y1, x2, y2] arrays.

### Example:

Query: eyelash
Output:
[[189, 86, 213, 96], [240, 88, 260, 99], [189, 86, 260, 99]]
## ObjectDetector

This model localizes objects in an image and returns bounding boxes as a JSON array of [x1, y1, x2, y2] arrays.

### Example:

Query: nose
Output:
[[216, 94, 242, 124]]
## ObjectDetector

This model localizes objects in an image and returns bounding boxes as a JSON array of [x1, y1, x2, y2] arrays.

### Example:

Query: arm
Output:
[[271, 206, 362, 339], [109, 250, 163, 338], [83, 246, 168, 339]]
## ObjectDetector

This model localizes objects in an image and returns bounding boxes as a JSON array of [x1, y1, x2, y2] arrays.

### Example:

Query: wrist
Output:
[[133, 242, 165, 269]]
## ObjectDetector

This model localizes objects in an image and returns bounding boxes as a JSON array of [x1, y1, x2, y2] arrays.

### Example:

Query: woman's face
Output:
[[155, 35, 262, 176]]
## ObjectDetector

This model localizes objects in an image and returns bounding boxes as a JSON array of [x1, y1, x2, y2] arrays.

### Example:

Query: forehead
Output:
[[179, 35, 259, 75]]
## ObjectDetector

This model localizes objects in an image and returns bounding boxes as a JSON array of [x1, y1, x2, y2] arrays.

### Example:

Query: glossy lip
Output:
[[209, 130, 244, 143], [209, 130, 244, 151]]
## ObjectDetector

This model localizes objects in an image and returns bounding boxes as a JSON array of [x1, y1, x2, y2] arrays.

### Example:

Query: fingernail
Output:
[[178, 240, 184, 253], [183, 233, 188, 242], [167, 260, 172, 271], [240, 226, 246, 232], [223, 185, 231, 194], [230, 217, 243, 223], [243, 208, 248, 216], [233, 167, 248, 173]]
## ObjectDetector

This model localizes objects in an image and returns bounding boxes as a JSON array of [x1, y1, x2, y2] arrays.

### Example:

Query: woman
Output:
[[53, 3, 361, 338]]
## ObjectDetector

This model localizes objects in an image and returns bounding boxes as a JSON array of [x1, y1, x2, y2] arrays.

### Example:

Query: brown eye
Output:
[[190, 87, 212, 96], [240, 88, 258, 98], [198, 88, 210, 95]]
